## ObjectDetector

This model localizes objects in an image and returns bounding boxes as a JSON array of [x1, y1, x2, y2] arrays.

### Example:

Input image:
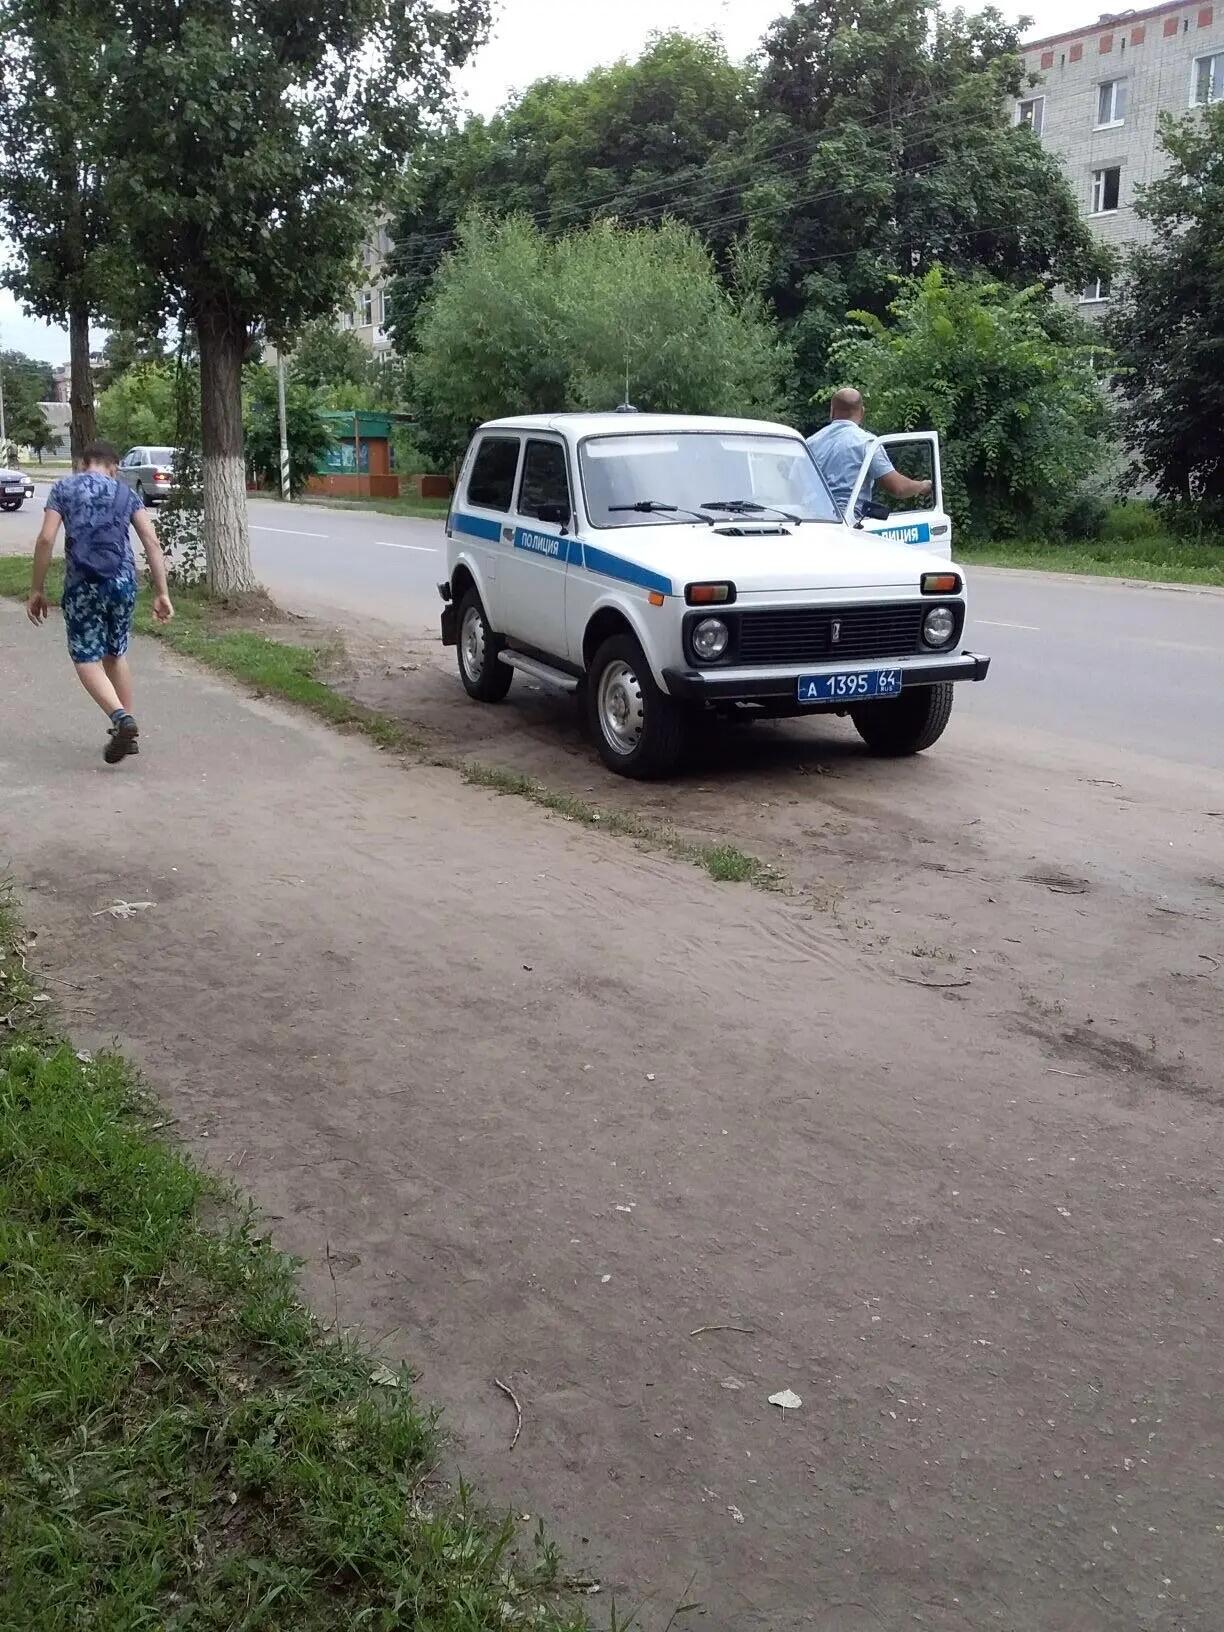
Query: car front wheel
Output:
[[587, 632, 686, 778], [850, 682, 954, 756], [457, 587, 513, 703]]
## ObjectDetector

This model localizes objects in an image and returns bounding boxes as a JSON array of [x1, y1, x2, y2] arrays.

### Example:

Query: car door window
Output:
[[517, 440, 570, 520], [466, 436, 521, 512], [873, 439, 936, 514]]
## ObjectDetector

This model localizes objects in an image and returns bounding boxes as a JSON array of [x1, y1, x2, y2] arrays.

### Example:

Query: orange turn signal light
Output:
[[686, 581, 736, 606], [648, 591, 666, 607], [921, 572, 961, 595]]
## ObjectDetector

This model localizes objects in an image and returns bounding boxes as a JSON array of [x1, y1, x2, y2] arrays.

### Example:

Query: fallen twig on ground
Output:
[[494, 1376, 523, 1450], [690, 1324, 755, 1337]]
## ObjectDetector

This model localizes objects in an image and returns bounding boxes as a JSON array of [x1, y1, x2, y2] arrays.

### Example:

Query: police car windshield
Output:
[[580, 432, 839, 529]]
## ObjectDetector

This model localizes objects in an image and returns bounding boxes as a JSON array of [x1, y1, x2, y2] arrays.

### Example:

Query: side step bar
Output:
[[498, 650, 580, 693]]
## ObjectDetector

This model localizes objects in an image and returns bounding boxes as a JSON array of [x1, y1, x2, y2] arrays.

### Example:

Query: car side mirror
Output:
[[536, 501, 571, 529], [861, 500, 891, 522]]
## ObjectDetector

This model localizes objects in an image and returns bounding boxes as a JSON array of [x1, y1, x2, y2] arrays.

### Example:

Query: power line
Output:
[[375, 96, 1047, 275]]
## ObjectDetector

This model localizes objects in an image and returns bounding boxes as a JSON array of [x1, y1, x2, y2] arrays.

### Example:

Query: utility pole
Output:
[[0, 361, 7, 457], [276, 349, 290, 501]]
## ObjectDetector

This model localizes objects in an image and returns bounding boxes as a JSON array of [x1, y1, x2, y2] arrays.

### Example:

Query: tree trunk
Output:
[[68, 303, 96, 466], [198, 307, 257, 595]]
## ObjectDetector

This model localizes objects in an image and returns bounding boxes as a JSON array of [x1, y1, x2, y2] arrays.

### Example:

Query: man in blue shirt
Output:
[[27, 441, 175, 764], [807, 387, 932, 522]]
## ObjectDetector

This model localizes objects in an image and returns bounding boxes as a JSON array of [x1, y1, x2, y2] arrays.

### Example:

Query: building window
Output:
[[358, 290, 373, 327], [1090, 166, 1121, 214], [1080, 277, 1112, 304], [1193, 52, 1222, 104], [374, 288, 386, 327], [340, 310, 353, 330], [1096, 78, 1128, 126], [1017, 96, 1044, 133]]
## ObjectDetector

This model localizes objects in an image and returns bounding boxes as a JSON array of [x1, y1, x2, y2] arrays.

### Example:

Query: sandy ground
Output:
[[2, 597, 1222, 1631]]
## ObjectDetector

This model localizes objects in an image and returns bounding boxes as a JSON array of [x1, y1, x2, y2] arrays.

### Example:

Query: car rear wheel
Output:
[[457, 587, 513, 703], [587, 632, 686, 779], [851, 682, 954, 756]]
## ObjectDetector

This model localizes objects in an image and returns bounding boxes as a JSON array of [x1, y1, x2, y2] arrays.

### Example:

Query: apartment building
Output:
[[338, 223, 395, 359], [1015, 1, 1224, 308]]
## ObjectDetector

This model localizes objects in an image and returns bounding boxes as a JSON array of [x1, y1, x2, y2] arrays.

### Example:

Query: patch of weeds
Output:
[[0, 894, 590, 1632], [701, 844, 760, 884]]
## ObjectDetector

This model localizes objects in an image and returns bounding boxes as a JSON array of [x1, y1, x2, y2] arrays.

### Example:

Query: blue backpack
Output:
[[69, 479, 133, 581]]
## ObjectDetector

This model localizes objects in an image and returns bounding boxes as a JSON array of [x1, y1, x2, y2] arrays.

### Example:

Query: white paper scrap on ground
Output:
[[768, 1389, 802, 1412]]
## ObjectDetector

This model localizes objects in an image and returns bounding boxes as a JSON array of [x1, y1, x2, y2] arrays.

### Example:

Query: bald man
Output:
[[807, 388, 932, 523]]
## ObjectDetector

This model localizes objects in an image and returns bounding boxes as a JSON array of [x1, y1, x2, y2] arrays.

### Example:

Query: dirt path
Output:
[[2, 598, 1222, 1631]]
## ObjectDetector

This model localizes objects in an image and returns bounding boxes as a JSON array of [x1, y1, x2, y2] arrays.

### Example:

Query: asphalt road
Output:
[[6, 487, 1223, 771]]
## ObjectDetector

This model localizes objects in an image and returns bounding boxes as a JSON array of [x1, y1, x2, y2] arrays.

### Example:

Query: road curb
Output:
[[971, 564, 1224, 599]]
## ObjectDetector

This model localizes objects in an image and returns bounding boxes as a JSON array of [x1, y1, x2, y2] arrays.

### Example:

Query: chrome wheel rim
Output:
[[460, 605, 486, 680], [598, 659, 644, 755]]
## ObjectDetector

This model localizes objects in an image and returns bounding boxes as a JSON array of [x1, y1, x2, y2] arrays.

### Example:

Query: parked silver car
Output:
[[118, 446, 179, 504], [0, 466, 35, 512]]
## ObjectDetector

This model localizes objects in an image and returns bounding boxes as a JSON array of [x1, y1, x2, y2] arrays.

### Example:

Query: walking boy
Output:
[[26, 440, 175, 763]]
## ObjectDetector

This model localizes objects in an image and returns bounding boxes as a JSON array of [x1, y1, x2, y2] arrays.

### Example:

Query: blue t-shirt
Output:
[[806, 421, 895, 520], [47, 472, 143, 590]]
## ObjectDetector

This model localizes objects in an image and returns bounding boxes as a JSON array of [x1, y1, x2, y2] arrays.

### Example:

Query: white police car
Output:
[[439, 413, 989, 779]]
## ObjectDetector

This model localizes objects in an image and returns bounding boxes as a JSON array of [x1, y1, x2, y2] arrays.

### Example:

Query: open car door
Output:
[[844, 431, 953, 560]]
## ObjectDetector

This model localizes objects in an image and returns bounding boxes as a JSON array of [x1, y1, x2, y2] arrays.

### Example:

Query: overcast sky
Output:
[[0, 0, 1074, 364]]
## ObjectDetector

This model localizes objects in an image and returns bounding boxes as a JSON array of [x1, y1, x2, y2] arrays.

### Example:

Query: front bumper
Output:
[[663, 651, 991, 703]]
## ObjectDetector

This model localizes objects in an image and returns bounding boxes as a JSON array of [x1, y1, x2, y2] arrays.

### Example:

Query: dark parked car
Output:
[[0, 466, 35, 511], [117, 446, 179, 504]]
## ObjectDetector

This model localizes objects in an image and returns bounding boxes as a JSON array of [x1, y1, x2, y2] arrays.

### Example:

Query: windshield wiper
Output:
[[607, 500, 714, 524], [701, 498, 802, 524]]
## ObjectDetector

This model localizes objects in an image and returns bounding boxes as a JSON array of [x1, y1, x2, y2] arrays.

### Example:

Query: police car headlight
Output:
[[692, 617, 730, 661], [922, 606, 956, 648]]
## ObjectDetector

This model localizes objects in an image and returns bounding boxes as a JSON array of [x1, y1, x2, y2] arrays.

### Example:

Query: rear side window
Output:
[[517, 440, 570, 519], [467, 436, 520, 511]]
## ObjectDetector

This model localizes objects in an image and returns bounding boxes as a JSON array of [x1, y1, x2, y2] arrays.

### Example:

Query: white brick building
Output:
[[338, 223, 395, 359], [1015, 1, 1224, 308]]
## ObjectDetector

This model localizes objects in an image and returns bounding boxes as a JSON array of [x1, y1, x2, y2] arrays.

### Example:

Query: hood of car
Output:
[[585, 520, 954, 596], [0, 468, 29, 482]]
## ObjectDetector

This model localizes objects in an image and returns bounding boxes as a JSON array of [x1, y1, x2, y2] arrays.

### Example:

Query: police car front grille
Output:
[[735, 604, 929, 665]]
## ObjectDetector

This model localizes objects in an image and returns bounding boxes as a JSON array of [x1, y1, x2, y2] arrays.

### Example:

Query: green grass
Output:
[[0, 892, 590, 1632], [0, 558, 780, 891], [960, 507, 1224, 587], [293, 493, 451, 521]]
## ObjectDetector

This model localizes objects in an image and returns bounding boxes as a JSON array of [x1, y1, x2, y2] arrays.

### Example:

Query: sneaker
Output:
[[104, 714, 140, 765]]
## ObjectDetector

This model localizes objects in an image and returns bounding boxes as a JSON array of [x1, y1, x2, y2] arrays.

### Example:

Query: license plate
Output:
[[797, 669, 903, 703], [4, 484, 21, 494]]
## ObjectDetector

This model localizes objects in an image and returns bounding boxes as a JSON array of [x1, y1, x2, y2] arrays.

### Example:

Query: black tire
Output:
[[456, 587, 513, 703], [851, 682, 954, 756], [136, 481, 146, 501], [586, 631, 687, 779]]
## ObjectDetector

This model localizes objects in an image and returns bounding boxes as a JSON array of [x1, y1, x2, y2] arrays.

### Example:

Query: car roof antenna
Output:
[[616, 349, 638, 413]]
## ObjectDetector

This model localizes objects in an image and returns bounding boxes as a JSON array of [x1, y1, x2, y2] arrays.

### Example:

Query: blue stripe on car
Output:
[[580, 544, 672, 597], [455, 513, 671, 595], [452, 511, 502, 542], [880, 521, 932, 546]]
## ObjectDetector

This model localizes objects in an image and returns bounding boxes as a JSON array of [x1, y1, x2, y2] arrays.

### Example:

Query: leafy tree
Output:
[[0, 349, 55, 460], [243, 367, 335, 498], [753, 0, 1109, 393], [411, 213, 789, 461], [102, 0, 492, 592], [95, 362, 177, 452], [0, 0, 121, 459], [829, 268, 1110, 537], [101, 326, 168, 386], [290, 320, 380, 393], [386, 31, 758, 345], [1107, 105, 1224, 518]]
